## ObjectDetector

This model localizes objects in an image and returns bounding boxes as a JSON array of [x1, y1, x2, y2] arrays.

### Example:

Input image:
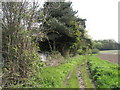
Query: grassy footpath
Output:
[[39, 55, 86, 88], [12, 55, 86, 88], [87, 55, 119, 88], [80, 63, 93, 88], [11, 54, 119, 88], [63, 66, 79, 88]]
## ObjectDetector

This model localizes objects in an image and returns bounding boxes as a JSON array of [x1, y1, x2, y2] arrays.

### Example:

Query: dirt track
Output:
[[97, 54, 119, 64]]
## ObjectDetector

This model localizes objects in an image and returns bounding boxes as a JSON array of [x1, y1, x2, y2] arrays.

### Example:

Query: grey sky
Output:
[[70, 0, 119, 42]]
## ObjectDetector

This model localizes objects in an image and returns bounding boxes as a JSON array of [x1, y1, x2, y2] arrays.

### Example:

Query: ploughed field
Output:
[[98, 50, 119, 64]]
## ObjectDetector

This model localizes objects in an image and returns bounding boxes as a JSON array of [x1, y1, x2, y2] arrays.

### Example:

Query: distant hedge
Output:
[[94, 39, 120, 50]]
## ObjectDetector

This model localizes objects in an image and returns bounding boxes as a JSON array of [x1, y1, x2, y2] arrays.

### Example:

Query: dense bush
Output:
[[2, 29, 43, 87], [46, 51, 65, 66], [87, 56, 119, 88], [91, 49, 99, 54], [94, 39, 119, 50], [1, 2, 44, 87]]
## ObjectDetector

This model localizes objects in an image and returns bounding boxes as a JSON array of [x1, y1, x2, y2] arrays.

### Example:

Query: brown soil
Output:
[[97, 54, 119, 64]]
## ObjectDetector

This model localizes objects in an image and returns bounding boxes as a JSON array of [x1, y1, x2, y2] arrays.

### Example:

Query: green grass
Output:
[[39, 55, 86, 88], [63, 56, 94, 88], [11, 54, 119, 88], [13, 55, 86, 88], [64, 67, 79, 88], [87, 55, 119, 88], [80, 63, 93, 88]]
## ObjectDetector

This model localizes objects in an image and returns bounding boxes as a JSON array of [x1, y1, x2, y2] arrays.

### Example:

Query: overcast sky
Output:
[[31, 0, 119, 42], [70, 0, 119, 42]]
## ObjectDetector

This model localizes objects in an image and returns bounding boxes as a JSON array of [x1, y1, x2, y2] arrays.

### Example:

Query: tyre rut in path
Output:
[[63, 66, 86, 88], [77, 63, 96, 89], [77, 66, 86, 88], [63, 63, 96, 88], [63, 69, 74, 87]]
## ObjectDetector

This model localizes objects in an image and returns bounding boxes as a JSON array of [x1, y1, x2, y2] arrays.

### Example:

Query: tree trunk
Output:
[[62, 49, 70, 58]]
